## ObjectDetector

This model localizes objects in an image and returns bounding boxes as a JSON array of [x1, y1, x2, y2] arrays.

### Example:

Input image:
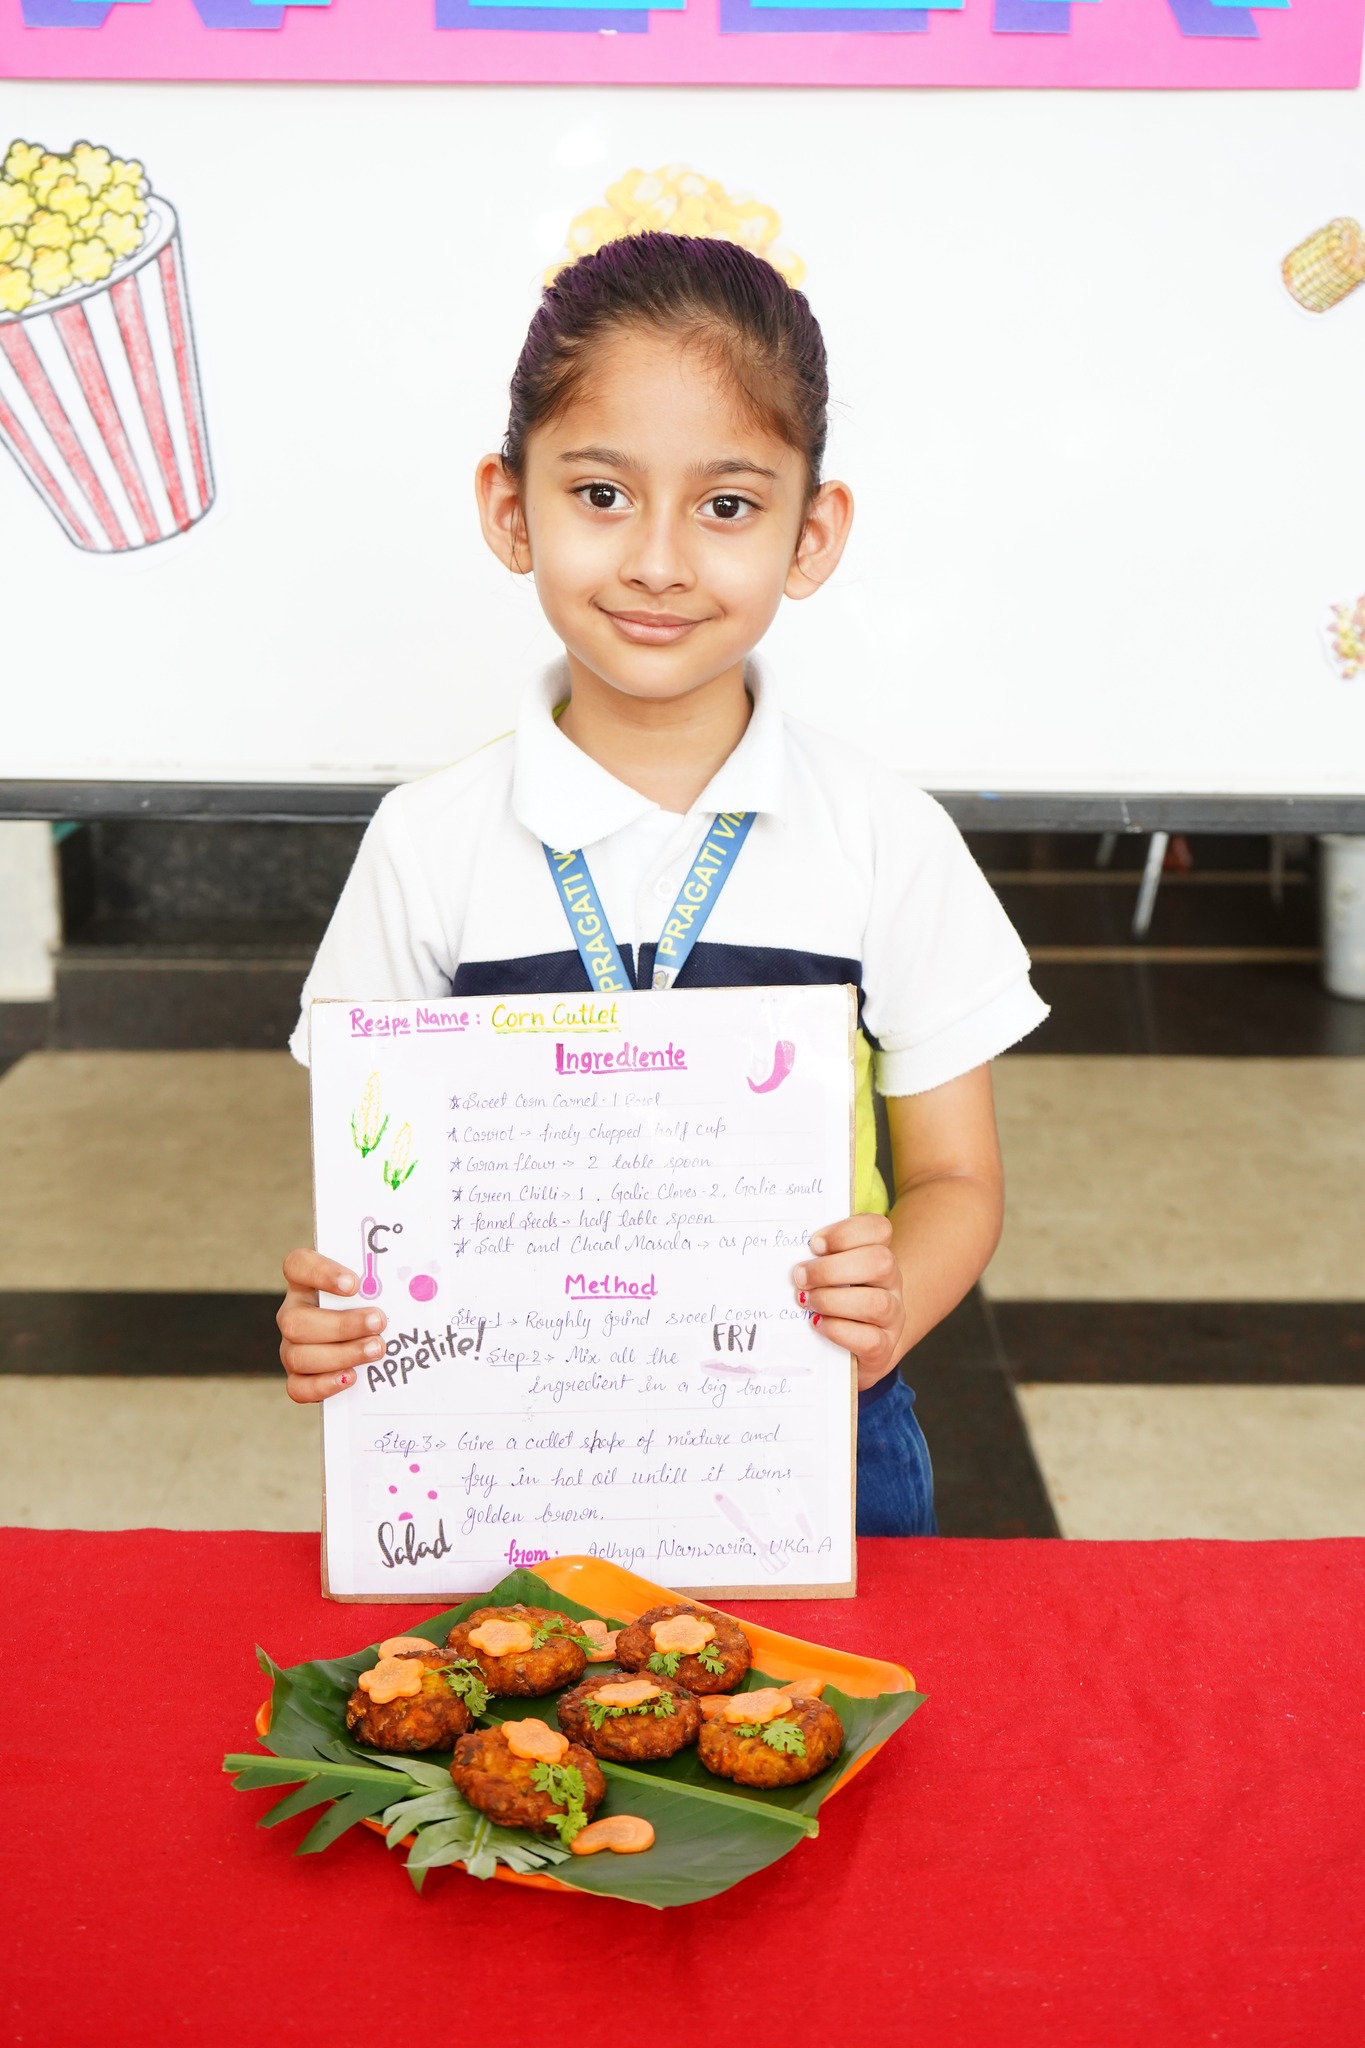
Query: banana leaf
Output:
[[226, 1569, 925, 1909]]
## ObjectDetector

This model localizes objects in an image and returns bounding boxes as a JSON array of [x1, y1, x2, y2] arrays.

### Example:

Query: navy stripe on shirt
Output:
[[453, 940, 870, 1031]]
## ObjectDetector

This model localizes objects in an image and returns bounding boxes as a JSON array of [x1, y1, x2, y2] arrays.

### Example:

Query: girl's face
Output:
[[479, 326, 852, 706]]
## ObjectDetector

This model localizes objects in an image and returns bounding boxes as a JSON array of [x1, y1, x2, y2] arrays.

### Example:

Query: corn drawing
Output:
[[383, 1122, 416, 1191], [351, 1072, 389, 1159], [1282, 218, 1365, 314]]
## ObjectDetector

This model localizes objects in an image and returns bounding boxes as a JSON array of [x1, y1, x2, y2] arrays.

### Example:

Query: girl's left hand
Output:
[[793, 1213, 906, 1393]]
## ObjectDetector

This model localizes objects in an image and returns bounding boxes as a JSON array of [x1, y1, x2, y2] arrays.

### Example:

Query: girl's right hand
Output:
[[277, 1248, 388, 1404]]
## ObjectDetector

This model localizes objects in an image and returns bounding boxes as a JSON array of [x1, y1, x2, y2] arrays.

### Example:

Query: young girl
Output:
[[277, 232, 1046, 1537]]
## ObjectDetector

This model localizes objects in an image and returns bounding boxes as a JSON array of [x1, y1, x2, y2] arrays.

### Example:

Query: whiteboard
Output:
[[4, 77, 1365, 797]]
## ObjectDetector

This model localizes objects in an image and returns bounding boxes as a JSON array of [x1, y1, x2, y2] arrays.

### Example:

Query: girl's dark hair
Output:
[[503, 232, 828, 494]]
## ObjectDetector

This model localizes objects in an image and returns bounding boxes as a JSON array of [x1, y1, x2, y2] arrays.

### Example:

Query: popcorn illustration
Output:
[[1282, 218, 1365, 314], [0, 138, 213, 552], [549, 165, 805, 288]]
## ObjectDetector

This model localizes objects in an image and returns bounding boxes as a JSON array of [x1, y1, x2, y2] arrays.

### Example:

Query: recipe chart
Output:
[[312, 985, 857, 1601]]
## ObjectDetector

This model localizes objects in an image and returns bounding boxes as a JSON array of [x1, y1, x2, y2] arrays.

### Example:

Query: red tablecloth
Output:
[[3, 1531, 1363, 2044]]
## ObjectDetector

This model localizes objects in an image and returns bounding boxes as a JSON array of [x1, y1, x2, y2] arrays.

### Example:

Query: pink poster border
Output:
[[1, 0, 1361, 90]]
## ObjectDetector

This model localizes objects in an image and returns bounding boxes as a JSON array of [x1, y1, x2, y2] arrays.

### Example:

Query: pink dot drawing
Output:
[[399, 1512, 413, 1522], [409, 1274, 439, 1302], [409, 1463, 421, 1473], [427, 1489, 437, 1500], [388, 1485, 398, 1495]]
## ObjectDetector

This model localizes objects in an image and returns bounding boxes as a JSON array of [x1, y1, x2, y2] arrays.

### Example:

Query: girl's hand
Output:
[[793, 1214, 906, 1393], [277, 1248, 388, 1405]]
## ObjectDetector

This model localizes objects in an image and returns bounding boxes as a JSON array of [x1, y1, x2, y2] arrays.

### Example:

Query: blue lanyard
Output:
[[544, 811, 755, 994]]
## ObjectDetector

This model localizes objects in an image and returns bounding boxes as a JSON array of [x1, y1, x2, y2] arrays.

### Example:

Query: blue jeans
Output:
[[856, 1373, 937, 1536]]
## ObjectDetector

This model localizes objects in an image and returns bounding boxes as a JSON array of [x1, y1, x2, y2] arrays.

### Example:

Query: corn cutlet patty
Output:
[[345, 1646, 481, 1752], [613, 1602, 751, 1695], [556, 1670, 701, 1761], [451, 1726, 606, 1839], [445, 1603, 589, 1696], [698, 1693, 844, 1788]]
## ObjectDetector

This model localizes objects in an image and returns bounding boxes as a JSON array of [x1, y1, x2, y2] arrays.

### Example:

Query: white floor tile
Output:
[[1017, 1383, 1365, 1539], [990, 1056, 1365, 1300], [0, 1378, 320, 1530], [0, 1050, 311, 1291]]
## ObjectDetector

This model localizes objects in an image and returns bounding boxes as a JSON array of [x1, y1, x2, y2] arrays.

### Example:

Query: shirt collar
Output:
[[510, 658, 786, 852]]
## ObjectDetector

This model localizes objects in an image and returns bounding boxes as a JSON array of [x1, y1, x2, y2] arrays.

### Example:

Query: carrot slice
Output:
[[784, 1675, 826, 1698], [468, 1619, 535, 1657], [584, 1632, 619, 1662], [503, 1719, 569, 1763], [591, 1679, 661, 1708], [357, 1655, 425, 1705], [723, 1688, 792, 1726], [698, 1695, 733, 1721], [570, 1815, 656, 1856], [651, 1615, 716, 1654], [377, 1635, 435, 1658]]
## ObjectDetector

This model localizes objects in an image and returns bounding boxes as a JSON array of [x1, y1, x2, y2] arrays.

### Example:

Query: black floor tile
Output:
[[901, 1293, 1060, 1538], [52, 959, 308, 1051], [1022, 961, 1365, 1056], [0, 1292, 281, 1374], [965, 831, 1302, 876], [991, 1301, 1365, 1385], [994, 877, 1316, 952], [0, 1002, 50, 1080], [65, 820, 364, 924], [62, 915, 327, 958]]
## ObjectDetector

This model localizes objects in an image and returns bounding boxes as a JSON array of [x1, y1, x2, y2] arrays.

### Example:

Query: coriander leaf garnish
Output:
[[762, 1719, 806, 1756], [697, 1643, 727, 1676], [584, 1694, 677, 1731], [440, 1658, 490, 1718], [647, 1650, 683, 1678], [531, 1616, 597, 1654], [529, 1760, 589, 1845]]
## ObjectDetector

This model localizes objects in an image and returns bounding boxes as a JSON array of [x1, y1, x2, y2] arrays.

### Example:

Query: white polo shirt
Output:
[[291, 664, 1048, 1208]]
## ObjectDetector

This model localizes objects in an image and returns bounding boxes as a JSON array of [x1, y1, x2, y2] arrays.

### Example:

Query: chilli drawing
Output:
[[0, 137, 214, 552], [747, 1039, 797, 1094]]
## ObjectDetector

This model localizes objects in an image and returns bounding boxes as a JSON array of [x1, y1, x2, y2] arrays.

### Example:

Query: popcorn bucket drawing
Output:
[[0, 194, 214, 552]]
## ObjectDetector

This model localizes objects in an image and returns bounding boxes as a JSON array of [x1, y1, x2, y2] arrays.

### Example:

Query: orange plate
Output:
[[259, 1553, 917, 1900]]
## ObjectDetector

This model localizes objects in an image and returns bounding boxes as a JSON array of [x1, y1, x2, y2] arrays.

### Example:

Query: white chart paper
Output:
[[313, 985, 856, 1601]]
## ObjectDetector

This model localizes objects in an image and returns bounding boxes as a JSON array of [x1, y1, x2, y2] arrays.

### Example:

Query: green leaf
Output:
[[297, 1785, 397, 1855], [223, 1753, 410, 1795], [259, 1780, 340, 1829], [345, 1750, 452, 1791], [548, 1772, 807, 1909], [598, 1757, 818, 1836], [381, 1789, 463, 1845], [401, 1807, 566, 1879]]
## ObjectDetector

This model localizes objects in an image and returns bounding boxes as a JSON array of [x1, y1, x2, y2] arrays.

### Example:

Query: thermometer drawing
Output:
[[359, 1217, 401, 1298]]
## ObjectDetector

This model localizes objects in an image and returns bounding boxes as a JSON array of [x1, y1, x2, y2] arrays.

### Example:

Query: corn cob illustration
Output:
[[1282, 218, 1365, 314], [383, 1121, 416, 1191], [351, 1072, 389, 1158], [1326, 596, 1365, 680]]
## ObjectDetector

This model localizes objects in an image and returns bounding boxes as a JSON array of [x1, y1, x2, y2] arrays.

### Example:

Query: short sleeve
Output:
[[860, 785, 1049, 1096], [288, 796, 456, 1065]]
